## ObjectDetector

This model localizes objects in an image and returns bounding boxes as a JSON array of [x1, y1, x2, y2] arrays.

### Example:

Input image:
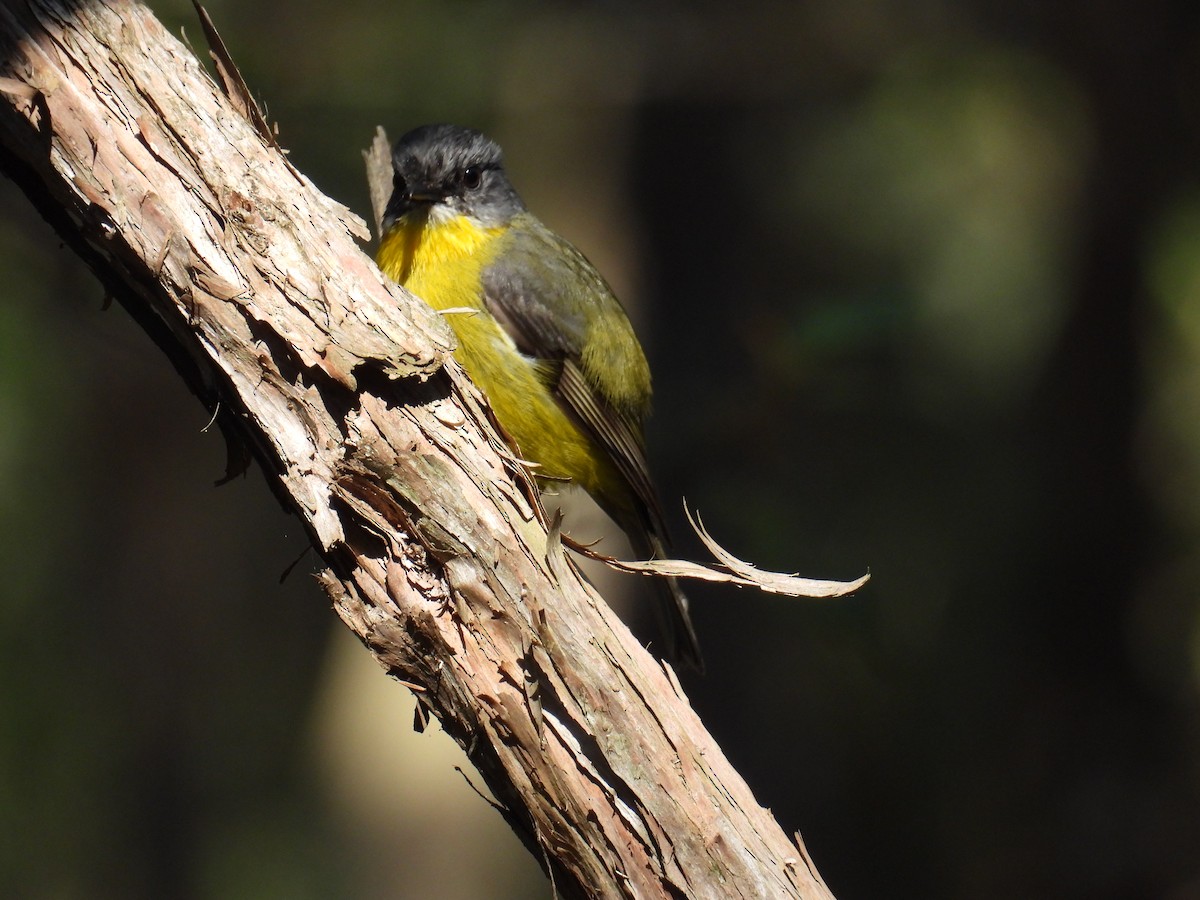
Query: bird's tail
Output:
[[641, 530, 705, 673]]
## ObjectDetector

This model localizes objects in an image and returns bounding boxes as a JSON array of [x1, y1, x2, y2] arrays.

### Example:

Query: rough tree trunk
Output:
[[0, 2, 834, 897]]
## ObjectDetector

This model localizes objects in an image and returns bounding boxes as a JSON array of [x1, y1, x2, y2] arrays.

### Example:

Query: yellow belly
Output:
[[377, 212, 622, 506]]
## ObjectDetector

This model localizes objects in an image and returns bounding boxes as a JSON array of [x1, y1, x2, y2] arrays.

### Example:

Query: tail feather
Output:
[[644, 531, 704, 673]]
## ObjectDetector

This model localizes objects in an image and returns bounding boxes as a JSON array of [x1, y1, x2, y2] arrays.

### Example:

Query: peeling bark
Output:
[[0, 2, 836, 897]]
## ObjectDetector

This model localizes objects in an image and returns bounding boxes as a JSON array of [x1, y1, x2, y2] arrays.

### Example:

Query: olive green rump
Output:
[[447, 303, 630, 508], [482, 215, 652, 419]]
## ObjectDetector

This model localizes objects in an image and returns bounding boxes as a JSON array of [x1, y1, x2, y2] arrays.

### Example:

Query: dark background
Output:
[[3, 1, 1199, 898]]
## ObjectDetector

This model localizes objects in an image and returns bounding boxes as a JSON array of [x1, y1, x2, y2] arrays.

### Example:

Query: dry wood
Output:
[[0, 2, 837, 897]]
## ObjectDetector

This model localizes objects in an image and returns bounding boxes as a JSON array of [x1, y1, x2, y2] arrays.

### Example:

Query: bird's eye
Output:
[[392, 172, 407, 195], [462, 166, 482, 190]]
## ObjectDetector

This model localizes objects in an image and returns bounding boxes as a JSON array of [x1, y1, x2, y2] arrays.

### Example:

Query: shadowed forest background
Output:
[[3, 1, 1200, 898]]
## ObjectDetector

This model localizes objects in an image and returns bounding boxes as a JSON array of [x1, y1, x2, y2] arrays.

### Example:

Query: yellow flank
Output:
[[377, 211, 628, 515]]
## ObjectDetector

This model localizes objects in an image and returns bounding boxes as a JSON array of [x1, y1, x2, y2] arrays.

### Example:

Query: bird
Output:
[[376, 123, 702, 671]]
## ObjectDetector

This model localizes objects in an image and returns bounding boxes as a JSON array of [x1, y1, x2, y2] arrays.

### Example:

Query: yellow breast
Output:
[[377, 210, 500, 306]]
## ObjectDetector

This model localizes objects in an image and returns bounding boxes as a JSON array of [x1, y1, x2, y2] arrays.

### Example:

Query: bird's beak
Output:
[[381, 181, 438, 234], [406, 186, 439, 204]]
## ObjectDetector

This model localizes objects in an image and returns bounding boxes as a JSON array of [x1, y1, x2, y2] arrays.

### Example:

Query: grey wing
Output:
[[480, 220, 598, 368], [481, 219, 669, 537]]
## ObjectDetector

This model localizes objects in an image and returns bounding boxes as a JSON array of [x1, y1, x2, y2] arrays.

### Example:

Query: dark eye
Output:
[[462, 166, 482, 190], [392, 171, 407, 195]]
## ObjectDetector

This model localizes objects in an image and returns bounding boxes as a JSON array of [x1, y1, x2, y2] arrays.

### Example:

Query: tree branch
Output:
[[0, 2, 835, 897]]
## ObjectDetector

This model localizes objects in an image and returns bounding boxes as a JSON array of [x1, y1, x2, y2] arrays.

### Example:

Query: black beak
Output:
[[382, 181, 438, 233]]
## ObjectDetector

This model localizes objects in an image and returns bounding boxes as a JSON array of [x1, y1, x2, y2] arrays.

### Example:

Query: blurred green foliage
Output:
[[3, 0, 1200, 898]]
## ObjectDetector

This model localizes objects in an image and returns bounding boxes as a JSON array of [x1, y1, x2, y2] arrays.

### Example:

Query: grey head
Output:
[[382, 124, 526, 232]]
